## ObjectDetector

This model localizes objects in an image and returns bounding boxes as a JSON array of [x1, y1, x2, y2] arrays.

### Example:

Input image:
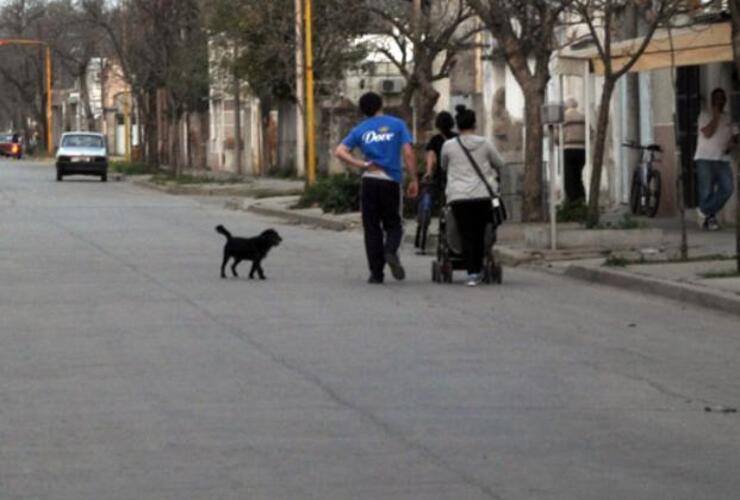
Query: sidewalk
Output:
[[549, 218, 740, 317], [241, 197, 740, 316]]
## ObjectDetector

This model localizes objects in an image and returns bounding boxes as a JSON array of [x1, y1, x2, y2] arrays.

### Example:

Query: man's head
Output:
[[455, 105, 476, 131], [711, 88, 727, 111], [359, 92, 383, 117]]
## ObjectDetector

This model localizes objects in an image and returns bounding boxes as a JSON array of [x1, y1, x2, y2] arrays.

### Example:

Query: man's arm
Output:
[[403, 143, 419, 198], [335, 144, 372, 170], [700, 111, 721, 139], [424, 150, 436, 180]]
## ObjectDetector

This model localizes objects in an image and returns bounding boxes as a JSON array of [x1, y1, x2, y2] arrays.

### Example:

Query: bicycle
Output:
[[623, 141, 663, 218]]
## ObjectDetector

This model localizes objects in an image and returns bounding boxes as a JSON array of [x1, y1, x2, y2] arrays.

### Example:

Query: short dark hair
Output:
[[435, 111, 455, 134], [359, 92, 383, 117], [711, 88, 726, 100], [455, 105, 476, 131]]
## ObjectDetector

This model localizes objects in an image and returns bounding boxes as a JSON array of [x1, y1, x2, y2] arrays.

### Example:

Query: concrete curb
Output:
[[565, 264, 740, 318], [130, 178, 304, 198], [246, 204, 356, 232]]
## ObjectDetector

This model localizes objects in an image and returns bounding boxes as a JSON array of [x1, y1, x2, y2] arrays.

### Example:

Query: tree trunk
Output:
[[730, 0, 740, 272], [416, 79, 440, 142], [587, 78, 617, 227], [79, 71, 96, 132], [145, 89, 159, 167], [522, 85, 546, 222]]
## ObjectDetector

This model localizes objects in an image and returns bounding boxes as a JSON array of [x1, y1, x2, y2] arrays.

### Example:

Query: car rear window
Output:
[[62, 135, 104, 149], [0, 134, 12, 142]]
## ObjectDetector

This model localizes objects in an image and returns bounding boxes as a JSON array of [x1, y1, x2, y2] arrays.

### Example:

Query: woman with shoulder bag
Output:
[[440, 106, 505, 287]]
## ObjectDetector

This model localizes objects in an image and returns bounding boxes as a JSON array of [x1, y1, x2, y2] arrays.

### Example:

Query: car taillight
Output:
[[11, 145, 18, 154], [95, 156, 106, 162]]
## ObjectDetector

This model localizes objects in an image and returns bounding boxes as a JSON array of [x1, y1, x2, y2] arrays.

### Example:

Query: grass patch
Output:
[[698, 270, 740, 279], [294, 174, 360, 214], [150, 173, 245, 185], [595, 214, 648, 230], [109, 160, 160, 176], [603, 255, 630, 267]]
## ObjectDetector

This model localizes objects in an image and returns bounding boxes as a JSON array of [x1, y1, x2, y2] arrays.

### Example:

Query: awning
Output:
[[557, 21, 732, 76]]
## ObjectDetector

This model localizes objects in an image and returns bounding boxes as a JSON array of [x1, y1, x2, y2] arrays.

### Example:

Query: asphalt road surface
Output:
[[1, 159, 738, 500]]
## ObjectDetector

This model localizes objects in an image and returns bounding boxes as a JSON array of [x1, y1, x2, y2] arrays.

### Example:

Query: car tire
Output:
[[101, 173, 107, 182], [56, 170, 63, 182]]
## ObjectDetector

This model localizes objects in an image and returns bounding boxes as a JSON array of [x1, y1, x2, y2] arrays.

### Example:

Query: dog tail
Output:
[[215, 225, 232, 240]]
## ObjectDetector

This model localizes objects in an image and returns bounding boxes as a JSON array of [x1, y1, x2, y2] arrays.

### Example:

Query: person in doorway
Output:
[[562, 97, 587, 204], [695, 88, 736, 231], [335, 92, 419, 284], [441, 105, 504, 287]]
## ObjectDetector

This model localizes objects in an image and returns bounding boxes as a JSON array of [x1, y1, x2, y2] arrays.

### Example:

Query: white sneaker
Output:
[[466, 273, 482, 287], [696, 208, 707, 229], [707, 217, 720, 231]]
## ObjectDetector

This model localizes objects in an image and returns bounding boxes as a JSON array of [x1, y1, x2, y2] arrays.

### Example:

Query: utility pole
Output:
[[295, 0, 306, 178], [234, 72, 243, 175], [304, 0, 316, 185], [45, 46, 52, 153]]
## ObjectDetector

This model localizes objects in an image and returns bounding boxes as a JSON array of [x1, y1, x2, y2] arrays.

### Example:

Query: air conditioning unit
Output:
[[378, 77, 405, 95]]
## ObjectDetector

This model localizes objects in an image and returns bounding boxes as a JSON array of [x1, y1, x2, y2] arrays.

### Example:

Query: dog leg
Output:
[[256, 261, 266, 280], [231, 259, 240, 278], [221, 252, 230, 279], [249, 261, 258, 279]]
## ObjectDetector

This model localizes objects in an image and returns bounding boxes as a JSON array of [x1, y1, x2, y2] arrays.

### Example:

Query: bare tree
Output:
[[466, 0, 573, 222], [0, 0, 52, 147], [572, 0, 683, 226], [367, 0, 482, 137], [82, 0, 210, 172]]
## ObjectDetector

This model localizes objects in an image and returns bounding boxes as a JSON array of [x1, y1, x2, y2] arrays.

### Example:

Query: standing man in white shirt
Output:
[[695, 88, 736, 231]]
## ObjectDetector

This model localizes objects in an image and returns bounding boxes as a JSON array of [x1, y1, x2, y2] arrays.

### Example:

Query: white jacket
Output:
[[441, 135, 503, 204]]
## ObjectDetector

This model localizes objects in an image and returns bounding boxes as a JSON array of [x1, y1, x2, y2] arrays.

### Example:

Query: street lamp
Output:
[[0, 39, 53, 155], [542, 103, 565, 251]]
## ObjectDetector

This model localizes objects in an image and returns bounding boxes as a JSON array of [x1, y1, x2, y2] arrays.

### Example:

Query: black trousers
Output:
[[451, 199, 493, 275], [564, 148, 586, 203], [361, 178, 403, 279]]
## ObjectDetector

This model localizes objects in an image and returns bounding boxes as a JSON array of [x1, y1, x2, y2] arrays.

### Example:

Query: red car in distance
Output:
[[0, 133, 23, 159]]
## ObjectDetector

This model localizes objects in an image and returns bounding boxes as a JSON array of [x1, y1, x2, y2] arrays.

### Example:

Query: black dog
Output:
[[216, 225, 282, 279]]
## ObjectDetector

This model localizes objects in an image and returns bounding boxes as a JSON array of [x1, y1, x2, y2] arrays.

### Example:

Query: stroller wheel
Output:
[[442, 263, 453, 283], [492, 263, 503, 284]]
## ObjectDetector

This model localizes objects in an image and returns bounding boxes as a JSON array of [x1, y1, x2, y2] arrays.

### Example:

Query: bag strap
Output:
[[456, 137, 496, 199]]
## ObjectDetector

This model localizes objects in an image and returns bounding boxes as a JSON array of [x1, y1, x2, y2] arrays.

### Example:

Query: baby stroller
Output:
[[431, 206, 502, 284]]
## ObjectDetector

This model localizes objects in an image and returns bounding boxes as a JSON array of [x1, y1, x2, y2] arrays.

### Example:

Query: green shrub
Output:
[[596, 214, 647, 230], [557, 200, 588, 223], [295, 174, 360, 214], [109, 160, 159, 176]]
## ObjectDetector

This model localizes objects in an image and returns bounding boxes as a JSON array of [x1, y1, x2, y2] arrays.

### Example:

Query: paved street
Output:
[[1, 159, 739, 500]]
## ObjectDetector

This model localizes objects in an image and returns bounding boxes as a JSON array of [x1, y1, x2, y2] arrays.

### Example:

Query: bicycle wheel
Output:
[[645, 170, 662, 218], [629, 171, 641, 215]]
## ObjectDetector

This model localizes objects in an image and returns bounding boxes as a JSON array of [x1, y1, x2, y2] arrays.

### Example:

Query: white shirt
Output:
[[695, 111, 734, 161]]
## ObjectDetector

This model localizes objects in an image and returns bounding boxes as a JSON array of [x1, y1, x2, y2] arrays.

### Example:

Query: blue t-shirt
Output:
[[341, 115, 413, 183]]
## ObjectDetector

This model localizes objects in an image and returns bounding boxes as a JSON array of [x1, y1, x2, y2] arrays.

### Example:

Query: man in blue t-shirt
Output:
[[335, 92, 418, 284]]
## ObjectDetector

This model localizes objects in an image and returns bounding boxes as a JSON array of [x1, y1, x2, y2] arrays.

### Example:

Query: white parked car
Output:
[[56, 132, 109, 182]]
